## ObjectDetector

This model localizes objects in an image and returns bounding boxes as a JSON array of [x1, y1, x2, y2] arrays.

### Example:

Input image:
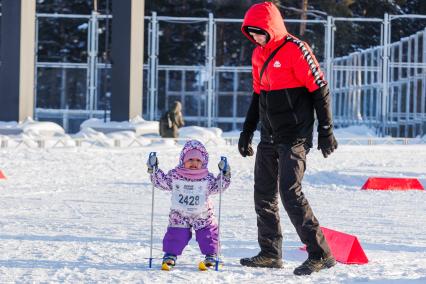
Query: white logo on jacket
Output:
[[273, 60, 281, 68]]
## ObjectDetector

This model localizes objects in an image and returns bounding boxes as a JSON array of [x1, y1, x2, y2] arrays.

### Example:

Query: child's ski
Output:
[[161, 262, 173, 271], [198, 261, 210, 271], [198, 261, 222, 271], [161, 254, 176, 271], [160, 261, 223, 271]]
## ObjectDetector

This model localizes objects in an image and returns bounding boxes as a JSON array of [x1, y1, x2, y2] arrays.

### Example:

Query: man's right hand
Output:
[[238, 131, 254, 157]]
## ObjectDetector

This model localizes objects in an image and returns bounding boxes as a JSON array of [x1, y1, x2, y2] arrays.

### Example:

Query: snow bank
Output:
[[80, 116, 159, 136], [0, 117, 65, 137], [20, 117, 65, 137], [179, 126, 226, 145]]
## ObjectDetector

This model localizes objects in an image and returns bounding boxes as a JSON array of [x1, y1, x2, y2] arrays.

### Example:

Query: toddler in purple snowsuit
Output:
[[148, 139, 231, 267]]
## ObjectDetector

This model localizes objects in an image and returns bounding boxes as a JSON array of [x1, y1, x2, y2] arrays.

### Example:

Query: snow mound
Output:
[[21, 118, 65, 138], [80, 116, 159, 136], [179, 126, 226, 145]]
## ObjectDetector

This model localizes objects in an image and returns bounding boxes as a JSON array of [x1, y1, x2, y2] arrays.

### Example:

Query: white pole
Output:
[[382, 13, 390, 136], [87, 10, 99, 118], [149, 12, 158, 121], [215, 157, 226, 271], [149, 177, 155, 268], [206, 13, 214, 127], [148, 152, 157, 268]]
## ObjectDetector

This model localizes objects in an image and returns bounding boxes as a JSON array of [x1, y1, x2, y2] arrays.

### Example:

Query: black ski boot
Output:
[[293, 255, 336, 275], [240, 253, 283, 268]]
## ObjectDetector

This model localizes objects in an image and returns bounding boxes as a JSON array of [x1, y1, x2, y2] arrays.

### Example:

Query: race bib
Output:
[[171, 180, 208, 215]]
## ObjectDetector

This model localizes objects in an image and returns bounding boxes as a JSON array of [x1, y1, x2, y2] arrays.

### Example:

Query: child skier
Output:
[[147, 139, 231, 270]]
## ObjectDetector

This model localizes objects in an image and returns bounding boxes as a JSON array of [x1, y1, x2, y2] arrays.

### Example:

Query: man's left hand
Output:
[[317, 127, 338, 158]]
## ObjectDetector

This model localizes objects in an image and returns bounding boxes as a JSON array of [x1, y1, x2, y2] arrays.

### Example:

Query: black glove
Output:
[[238, 131, 254, 157], [317, 125, 338, 158]]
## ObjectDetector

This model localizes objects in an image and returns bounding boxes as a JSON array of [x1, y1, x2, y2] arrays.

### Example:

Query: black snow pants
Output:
[[254, 140, 331, 259]]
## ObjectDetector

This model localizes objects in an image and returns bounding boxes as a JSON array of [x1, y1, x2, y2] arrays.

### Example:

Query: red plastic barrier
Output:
[[361, 177, 424, 191], [321, 227, 368, 264], [0, 170, 5, 179], [301, 227, 368, 264]]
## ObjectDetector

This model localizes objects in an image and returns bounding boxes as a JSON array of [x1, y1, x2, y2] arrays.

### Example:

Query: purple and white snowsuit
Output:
[[150, 140, 231, 256]]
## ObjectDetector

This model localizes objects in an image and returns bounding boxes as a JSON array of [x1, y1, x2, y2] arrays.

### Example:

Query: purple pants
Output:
[[163, 224, 219, 256]]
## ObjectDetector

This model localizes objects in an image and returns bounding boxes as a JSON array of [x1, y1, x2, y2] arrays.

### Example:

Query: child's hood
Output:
[[178, 140, 209, 169]]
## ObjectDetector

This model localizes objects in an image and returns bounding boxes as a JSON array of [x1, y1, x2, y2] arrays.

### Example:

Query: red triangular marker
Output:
[[300, 227, 368, 264], [321, 227, 368, 264], [0, 170, 6, 179], [362, 177, 424, 190]]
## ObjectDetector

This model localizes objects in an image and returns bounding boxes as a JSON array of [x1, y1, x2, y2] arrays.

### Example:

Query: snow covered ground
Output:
[[0, 122, 425, 283]]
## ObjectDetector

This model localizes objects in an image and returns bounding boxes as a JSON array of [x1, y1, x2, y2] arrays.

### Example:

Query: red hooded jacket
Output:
[[241, 2, 326, 94], [240, 2, 333, 145]]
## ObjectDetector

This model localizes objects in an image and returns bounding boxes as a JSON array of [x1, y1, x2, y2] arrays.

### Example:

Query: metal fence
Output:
[[2, 11, 426, 137], [331, 14, 426, 137], [34, 12, 116, 132]]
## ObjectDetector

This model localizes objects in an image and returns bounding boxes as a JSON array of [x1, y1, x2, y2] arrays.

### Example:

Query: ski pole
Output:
[[148, 152, 157, 268], [215, 156, 227, 271]]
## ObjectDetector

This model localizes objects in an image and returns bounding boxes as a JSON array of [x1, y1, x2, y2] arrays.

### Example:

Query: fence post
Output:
[[381, 13, 390, 137], [325, 16, 335, 126], [421, 29, 426, 137], [325, 16, 333, 89], [206, 13, 215, 127], [38, 140, 45, 148], [87, 10, 99, 119], [1, 140, 8, 148], [148, 12, 158, 121], [63, 105, 69, 133]]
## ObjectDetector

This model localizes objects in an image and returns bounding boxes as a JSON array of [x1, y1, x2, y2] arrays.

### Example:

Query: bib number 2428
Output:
[[178, 194, 200, 206], [171, 180, 208, 214]]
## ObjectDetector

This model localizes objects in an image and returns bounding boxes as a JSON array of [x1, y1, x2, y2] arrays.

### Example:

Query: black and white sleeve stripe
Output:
[[286, 35, 326, 88]]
